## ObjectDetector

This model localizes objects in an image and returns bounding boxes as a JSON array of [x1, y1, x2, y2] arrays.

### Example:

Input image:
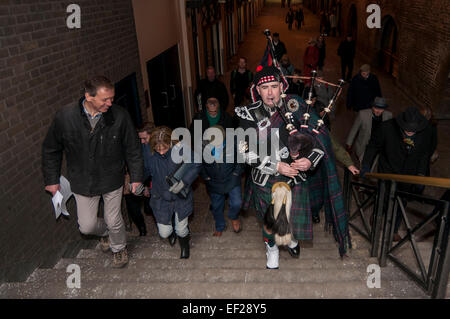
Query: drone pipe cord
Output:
[[312, 79, 345, 134], [285, 75, 344, 88], [264, 29, 299, 136]]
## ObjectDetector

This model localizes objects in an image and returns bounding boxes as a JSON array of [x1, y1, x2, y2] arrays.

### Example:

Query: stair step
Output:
[[125, 238, 370, 251], [76, 246, 370, 260], [54, 256, 378, 270], [133, 230, 370, 247], [0, 280, 429, 299], [26, 264, 413, 284]]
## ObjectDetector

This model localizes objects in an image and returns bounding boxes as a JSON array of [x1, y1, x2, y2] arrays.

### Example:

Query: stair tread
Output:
[[76, 246, 369, 260], [26, 264, 413, 284], [0, 281, 429, 299]]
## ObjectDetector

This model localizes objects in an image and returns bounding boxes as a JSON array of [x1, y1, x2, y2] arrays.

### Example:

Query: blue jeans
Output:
[[209, 185, 242, 231]]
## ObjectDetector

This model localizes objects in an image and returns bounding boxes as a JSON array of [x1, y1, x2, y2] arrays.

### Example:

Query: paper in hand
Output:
[[52, 175, 73, 219], [52, 190, 64, 219]]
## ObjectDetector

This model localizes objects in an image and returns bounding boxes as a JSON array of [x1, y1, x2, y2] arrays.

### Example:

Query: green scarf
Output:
[[206, 109, 221, 127]]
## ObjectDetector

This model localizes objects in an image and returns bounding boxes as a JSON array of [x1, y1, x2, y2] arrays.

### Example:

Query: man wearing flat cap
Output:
[[235, 65, 350, 269], [347, 64, 382, 112], [362, 106, 433, 241], [346, 96, 393, 165]]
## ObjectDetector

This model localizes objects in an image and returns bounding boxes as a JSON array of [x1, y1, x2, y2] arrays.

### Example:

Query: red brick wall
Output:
[[337, 0, 450, 116], [0, 0, 145, 282]]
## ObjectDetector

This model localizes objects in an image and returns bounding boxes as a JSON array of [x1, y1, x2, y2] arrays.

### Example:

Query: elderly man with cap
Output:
[[347, 64, 382, 112], [361, 106, 433, 241], [235, 66, 350, 269], [346, 97, 393, 165]]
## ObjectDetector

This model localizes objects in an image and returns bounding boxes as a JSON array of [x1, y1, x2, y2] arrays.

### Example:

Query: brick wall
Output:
[[0, 0, 145, 282], [337, 0, 450, 115]]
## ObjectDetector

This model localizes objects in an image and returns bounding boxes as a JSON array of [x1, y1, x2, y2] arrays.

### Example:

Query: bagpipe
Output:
[[261, 29, 344, 137]]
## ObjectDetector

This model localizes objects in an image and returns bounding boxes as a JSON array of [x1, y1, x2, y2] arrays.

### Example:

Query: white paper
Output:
[[52, 190, 64, 219], [51, 176, 73, 219]]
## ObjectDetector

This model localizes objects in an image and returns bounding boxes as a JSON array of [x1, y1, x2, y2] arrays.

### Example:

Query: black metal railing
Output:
[[343, 170, 450, 298]]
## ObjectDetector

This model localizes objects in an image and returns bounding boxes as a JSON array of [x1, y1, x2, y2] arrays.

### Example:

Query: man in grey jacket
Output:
[[346, 97, 392, 165]]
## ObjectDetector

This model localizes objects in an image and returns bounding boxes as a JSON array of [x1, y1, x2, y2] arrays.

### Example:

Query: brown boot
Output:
[[99, 236, 110, 253], [112, 248, 129, 268]]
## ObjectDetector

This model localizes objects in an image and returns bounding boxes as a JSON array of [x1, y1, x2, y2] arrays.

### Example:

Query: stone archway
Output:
[[347, 4, 357, 40], [379, 15, 398, 78]]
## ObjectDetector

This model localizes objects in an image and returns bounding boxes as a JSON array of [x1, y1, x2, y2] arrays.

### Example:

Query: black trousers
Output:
[[341, 59, 353, 81], [124, 194, 147, 229]]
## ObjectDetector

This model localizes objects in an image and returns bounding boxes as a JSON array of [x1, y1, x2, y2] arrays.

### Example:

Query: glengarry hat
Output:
[[253, 65, 282, 87], [395, 106, 428, 133], [371, 97, 388, 109]]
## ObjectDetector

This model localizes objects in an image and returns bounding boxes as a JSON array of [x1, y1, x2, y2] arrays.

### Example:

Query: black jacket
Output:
[[42, 99, 143, 196], [337, 40, 356, 62], [347, 73, 382, 111], [362, 119, 433, 177], [273, 41, 287, 62], [195, 78, 229, 111]]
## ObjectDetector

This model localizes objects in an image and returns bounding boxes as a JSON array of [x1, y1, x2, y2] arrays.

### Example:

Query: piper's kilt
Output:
[[243, 173, 313, 241]]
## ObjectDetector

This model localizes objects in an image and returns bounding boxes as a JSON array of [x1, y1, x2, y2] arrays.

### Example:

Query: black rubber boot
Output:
[[168, 231, 177, 246], [178, 235, 190, 259], [138, 224, 147, 236]]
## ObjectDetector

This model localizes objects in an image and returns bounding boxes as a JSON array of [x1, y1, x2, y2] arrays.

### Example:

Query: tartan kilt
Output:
[[243, 173, 313, 241]]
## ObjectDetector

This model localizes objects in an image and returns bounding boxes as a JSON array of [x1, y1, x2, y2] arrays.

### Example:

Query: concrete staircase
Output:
[[0, 209, 442, 298]]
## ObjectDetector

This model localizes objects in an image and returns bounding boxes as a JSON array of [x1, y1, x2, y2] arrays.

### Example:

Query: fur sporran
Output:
[[264, 182, 293, 246]]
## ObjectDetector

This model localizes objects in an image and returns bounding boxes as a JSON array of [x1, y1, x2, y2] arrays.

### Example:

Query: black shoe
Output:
[[138, 224, 147, 236], [178, 235, 190, 259], [168, 231, 177, 246], [287, 244, 300, 258], [312, 215, 320, 224]]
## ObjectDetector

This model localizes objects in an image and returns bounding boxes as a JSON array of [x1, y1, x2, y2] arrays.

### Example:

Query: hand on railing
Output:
[[347, 165, 360, 175], [359, 165, 370, 178]]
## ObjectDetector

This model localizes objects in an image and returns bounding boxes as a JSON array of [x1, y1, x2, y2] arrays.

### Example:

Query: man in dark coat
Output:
[[230, 57, 253, 106], [295, 6, 304, 30], [42, 75, 143, 268], [272, 33, 287, 62], [346, 64, 382, 112], [337, 34, 356, 81], [361, 106, 433, 241], [285, 8, 295, 30], [195, 66, 229, 112]]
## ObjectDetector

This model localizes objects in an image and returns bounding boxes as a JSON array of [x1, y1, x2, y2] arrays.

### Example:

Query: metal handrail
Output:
[[366, 172, 450, 188], [344, 170, 450, 298]]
